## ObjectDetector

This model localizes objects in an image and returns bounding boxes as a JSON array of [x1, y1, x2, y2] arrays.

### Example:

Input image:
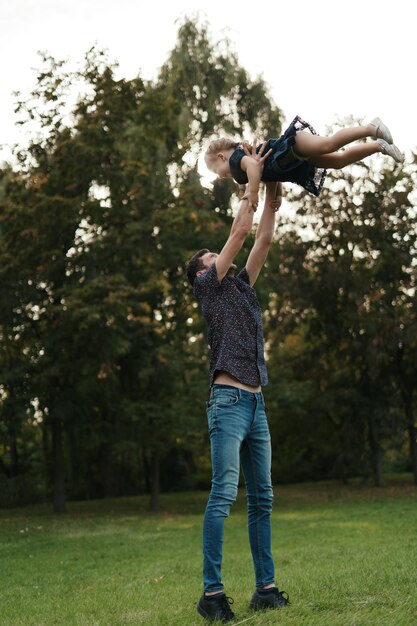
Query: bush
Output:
[[0, 473, 46, 508]]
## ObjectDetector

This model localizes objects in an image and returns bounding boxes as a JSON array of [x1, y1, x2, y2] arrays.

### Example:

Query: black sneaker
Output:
[[197, 593, 236, 623], [250, 587, 289, 610]]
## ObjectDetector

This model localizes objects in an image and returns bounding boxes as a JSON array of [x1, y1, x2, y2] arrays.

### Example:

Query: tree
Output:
[[265, 134, 417, 485], [0, 18, 283, 511]]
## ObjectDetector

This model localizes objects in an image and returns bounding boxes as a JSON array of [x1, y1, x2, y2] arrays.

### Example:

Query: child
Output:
[[204, 116, 403, 208]]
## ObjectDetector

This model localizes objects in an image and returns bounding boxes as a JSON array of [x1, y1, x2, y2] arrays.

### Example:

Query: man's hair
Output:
[[186, 248, 209, 287], [205, 138, 239, 160]]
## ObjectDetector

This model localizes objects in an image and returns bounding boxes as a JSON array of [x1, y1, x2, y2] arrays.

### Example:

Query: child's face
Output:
[[205, 154, 232, 179]]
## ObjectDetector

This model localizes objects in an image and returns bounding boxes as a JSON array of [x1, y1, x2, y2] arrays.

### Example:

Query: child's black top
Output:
[[228, 116, 327, 197]]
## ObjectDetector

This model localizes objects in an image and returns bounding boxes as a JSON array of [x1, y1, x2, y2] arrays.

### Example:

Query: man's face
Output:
[[201, 251, 218, 269], [197, 251, 237, 277]]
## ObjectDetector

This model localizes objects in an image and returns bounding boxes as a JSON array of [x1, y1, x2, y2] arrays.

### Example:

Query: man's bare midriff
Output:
[[213, 370, 261, 392]]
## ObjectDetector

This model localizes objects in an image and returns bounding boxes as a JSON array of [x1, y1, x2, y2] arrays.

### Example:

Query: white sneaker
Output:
[[371, 117, 393, 144], [377, 139, 404, 163]]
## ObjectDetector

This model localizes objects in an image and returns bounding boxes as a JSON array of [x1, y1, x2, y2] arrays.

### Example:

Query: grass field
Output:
[[1, 477, 416, 625]]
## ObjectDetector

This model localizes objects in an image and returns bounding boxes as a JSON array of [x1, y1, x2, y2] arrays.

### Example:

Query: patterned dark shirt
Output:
[[193, 264, 268, 387]]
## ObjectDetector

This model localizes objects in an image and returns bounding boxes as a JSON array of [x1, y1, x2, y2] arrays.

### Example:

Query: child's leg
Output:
[[294, 123, 378, 158], [309, 142, 380, 169]]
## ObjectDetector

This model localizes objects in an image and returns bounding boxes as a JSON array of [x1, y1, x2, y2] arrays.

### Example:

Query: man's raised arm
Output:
[[244, 182, 282, 286], [215, 196, 255, 283], [215, 146, 272, 283]]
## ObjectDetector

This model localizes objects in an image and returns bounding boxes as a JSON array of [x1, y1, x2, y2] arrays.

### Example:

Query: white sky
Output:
[[1, 0, 416, 167]]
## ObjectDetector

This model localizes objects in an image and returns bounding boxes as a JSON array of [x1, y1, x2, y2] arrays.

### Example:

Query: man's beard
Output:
[[227, 263, 237, 276]]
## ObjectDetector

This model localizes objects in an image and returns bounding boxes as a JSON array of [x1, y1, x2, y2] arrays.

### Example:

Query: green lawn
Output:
[[1, 478, 416, 625]]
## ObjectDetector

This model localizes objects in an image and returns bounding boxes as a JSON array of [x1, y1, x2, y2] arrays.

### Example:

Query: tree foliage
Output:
[[1, 22, 416, 512]]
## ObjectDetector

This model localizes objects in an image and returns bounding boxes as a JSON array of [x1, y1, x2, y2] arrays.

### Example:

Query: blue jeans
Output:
[[203, 384, 275, 592]]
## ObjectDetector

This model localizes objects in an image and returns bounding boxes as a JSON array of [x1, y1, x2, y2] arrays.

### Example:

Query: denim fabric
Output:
[[203, 385, 275, 592]]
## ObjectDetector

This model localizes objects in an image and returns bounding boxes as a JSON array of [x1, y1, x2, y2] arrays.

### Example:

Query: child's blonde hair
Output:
[[205, 138, 240, 160]]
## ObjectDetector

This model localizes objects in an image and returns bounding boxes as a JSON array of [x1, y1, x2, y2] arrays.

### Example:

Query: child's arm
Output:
[[241, 156, 262, 210]]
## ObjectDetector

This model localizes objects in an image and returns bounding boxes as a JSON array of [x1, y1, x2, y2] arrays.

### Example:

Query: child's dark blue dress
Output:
[[228, 116, 327, 197]]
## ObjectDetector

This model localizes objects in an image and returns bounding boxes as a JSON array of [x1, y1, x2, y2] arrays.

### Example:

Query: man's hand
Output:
[[266, 182, 283, 212], [242, 189, 259, 211], [241, 140, 272, 210]]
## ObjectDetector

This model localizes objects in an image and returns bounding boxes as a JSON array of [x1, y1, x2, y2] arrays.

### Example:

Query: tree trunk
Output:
[[42, 420, 51, 493], [367, 413, 384, 487], [395, 349, 417, 485], [0, 457, 10, 478], [9, 431, 19, 478], [142, 450, 151, 493], [101, 441, 116, 497], [68, 424, 79, 497], [52, 418, 67, 513], [404, 399, 417, 486], [150, 451, 160, 513]]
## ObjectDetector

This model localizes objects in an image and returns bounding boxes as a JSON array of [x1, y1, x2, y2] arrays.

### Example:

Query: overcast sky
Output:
[[1, 0, 415, 166]]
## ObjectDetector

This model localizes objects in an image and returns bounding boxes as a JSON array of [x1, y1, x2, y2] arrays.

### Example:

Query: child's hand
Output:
[[242, 139, 272, 162], [271, 195, 282, 212]]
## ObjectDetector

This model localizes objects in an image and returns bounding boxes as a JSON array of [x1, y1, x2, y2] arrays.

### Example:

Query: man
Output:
[[186, 146, 289, 623]]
